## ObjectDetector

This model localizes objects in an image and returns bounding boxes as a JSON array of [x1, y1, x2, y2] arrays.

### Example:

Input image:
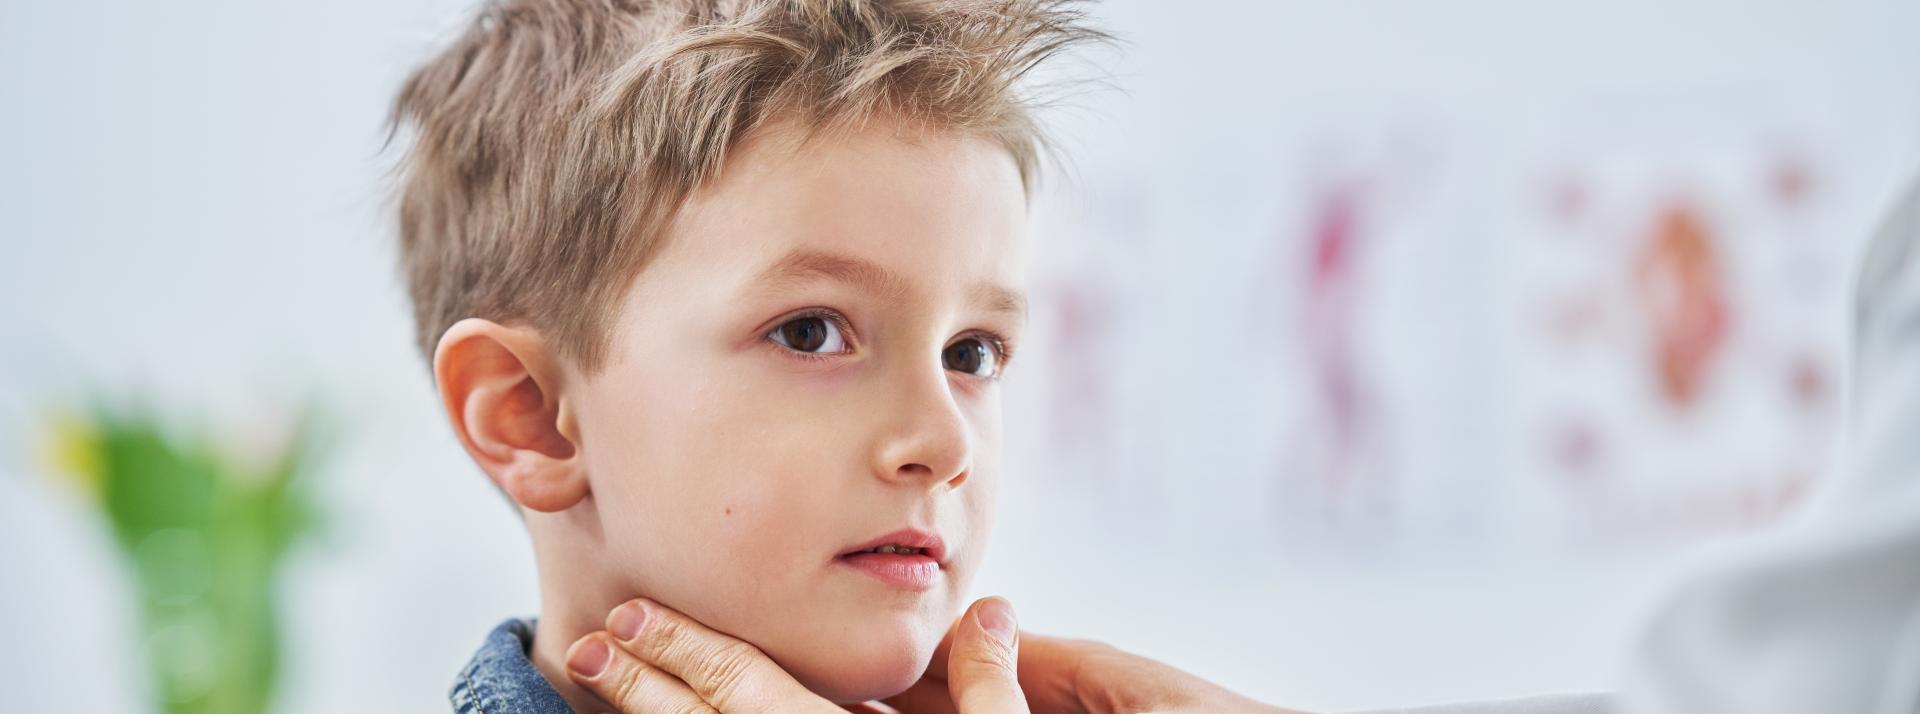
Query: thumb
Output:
[[946, 596, 1029, 713]]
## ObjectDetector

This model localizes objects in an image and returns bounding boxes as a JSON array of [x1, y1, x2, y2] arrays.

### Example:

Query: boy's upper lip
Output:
[[836, 528, 948, 566]]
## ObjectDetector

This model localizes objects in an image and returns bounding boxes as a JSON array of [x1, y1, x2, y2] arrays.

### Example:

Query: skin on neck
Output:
[[524, 503, 623, 713]]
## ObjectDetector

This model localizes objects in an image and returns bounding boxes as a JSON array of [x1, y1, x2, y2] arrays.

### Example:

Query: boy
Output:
[[387, 0, 1102, 710]]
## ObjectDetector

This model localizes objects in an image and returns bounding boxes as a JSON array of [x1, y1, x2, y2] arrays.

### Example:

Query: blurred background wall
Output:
[[4, 1, 1918, 711]]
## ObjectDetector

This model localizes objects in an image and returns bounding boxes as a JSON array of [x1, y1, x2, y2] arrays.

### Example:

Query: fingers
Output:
[[927, 624, 1110, 713], [942, 597, 1030, 714], [594, 598, 835, 714], [1007, 633, 1109, 713], [565, 632, 716, 714]]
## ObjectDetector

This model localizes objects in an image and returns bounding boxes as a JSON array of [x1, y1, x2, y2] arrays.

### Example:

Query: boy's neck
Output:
[[529, 599, 606, 714], [524, 506, 625, 713]]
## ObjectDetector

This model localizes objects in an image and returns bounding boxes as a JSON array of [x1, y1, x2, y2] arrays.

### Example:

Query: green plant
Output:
[[44, 401, 324, 714]]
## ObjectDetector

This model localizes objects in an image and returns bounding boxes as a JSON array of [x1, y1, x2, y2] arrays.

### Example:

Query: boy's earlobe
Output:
[[432, 318, 590, 513]]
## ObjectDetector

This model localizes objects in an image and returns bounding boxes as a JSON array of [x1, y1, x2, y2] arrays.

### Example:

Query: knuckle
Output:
[[1069, 637, 1133, 669], [638, 609, 688, 661], [606, 662, 646, 708], [962, 637, 1019, 673], [691, 641, 758, 700]]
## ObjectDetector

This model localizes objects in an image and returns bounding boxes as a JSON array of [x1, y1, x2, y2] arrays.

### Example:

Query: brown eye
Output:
[[942, 337, 1000, 377], [769, 315, 847, 354]]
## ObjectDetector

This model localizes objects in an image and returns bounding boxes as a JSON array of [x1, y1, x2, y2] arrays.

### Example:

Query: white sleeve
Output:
[[1617, 172, 1920, 714], [1345, 693, 1615, 714]]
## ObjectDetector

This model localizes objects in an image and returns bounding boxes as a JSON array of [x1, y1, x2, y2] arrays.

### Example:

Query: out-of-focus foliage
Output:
[[42, 402, 325, 714]]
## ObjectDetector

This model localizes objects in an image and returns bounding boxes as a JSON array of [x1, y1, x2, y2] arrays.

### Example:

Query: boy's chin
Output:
[[775, 623, 939, 704]]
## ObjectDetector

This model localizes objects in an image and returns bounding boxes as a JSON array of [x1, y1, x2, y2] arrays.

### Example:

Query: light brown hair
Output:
[[389, 0, 1106, 374]]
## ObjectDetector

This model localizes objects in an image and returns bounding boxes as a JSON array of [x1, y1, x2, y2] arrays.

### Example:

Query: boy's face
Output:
[[568, 120, 1027, 703]]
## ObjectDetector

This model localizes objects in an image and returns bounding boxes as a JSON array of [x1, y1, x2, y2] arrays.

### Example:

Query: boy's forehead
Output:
[[743, 246, 1028, 322], [661, 119, 1029, 310]]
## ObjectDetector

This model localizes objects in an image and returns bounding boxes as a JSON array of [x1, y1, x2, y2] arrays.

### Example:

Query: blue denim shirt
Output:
[[451, 618, 575, 713]]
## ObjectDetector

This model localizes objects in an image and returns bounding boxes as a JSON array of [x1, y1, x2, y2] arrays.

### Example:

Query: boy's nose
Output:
[[873, 373, 973, 489]]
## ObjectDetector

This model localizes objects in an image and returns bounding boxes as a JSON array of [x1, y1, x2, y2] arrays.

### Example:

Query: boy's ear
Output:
[[432, 318, 588, 513]]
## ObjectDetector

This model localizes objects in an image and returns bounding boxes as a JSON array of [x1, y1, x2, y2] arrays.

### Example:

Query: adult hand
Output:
[[889, 622, 1301, 714], [564, 596, 1029, 713]]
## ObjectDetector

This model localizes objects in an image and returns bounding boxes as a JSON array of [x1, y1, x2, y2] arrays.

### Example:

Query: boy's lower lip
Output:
[[835, 552, 942, 591]]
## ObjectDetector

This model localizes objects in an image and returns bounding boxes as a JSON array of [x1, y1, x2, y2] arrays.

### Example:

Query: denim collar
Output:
[[451, 618, 575, 713]]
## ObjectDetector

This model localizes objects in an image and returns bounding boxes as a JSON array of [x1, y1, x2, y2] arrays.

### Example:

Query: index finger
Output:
[[604, 598, 838, 714]]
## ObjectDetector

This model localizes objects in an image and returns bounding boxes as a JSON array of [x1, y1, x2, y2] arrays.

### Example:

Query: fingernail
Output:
[[609, 601, 646, 641], [977, 598, 1017, 645], [568, 638, 610, 678]]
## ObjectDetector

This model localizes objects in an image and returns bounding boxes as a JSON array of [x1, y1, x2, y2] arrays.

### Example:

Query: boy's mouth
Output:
[[848, 544, 929, 555], [835, 528, 947, 591], [835, 528, 948, 566]]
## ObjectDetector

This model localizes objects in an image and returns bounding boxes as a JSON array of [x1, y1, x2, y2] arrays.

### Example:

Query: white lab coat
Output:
[[1616, 173, 1920, 714], [1354, 178, 1920, 714]]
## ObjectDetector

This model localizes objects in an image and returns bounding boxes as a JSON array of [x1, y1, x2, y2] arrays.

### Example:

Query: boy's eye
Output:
[[943, 337, 1000, 378], [769, 315, 848, 354]]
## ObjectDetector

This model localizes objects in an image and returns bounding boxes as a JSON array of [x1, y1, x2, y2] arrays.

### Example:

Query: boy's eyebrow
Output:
[[749, 248, 1027, 320], [974, 282, 1028, 321]]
